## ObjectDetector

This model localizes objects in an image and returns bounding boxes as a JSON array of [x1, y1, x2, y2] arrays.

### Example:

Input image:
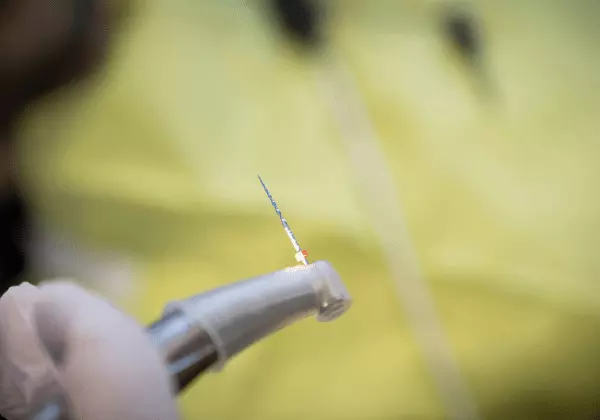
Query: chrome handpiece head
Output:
[[163, 260, 352, 370]]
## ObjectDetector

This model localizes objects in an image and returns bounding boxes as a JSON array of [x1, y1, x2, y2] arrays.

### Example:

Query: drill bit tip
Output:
[[258, 175, 309, 265]]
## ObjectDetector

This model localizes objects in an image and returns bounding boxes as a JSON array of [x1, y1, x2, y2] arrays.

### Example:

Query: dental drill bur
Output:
[[258, 175, 309, 265]]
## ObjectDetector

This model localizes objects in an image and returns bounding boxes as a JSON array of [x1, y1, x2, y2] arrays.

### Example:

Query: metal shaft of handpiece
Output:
[[147, 310, 219, 392], [29, 313, 220, 420]]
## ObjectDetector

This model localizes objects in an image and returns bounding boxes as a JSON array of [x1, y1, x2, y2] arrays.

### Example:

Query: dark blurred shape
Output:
[[0, 0, 115, 138], [441, 5, 496, 99], [0, 0, 120, 306], [0, 189, 26, 291], [442, 6, 482, 63], [270, 0, 324, 48]]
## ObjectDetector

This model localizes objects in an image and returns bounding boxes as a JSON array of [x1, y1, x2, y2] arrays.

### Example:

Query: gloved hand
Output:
[[0, 281, 179, 420]]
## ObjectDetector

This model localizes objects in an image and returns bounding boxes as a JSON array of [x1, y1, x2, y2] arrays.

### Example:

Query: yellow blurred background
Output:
[[15, 0, 600, 418]]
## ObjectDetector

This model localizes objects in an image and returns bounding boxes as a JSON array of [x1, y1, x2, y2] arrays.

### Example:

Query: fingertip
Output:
[[33, 301, 70, 367]]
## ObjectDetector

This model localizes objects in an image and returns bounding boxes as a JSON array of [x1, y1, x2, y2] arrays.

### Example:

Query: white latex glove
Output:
[[0, 281, 179, 420]]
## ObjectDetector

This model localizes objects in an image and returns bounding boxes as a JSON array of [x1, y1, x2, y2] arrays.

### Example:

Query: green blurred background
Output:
[[15, 0, 600, 418]]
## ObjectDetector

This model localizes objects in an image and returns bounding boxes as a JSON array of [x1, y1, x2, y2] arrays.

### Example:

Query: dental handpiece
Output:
[[29, 260, 352, 420]]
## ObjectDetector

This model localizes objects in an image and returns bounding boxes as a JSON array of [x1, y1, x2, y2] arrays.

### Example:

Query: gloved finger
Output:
[[0, 283, 58, 420], [35, 281, 179, 420]]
